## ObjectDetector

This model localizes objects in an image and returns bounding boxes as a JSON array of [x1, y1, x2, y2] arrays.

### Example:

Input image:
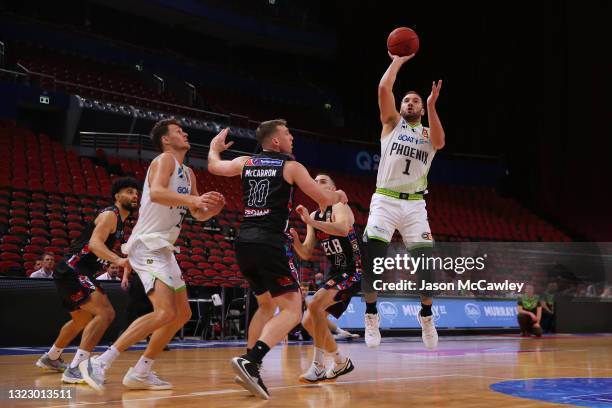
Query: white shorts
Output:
[[128, 240, 186, 294], [364, 193, 433, 248]]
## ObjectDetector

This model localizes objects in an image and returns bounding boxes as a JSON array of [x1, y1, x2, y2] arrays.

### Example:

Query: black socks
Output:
[[420, 303, 433, 317], [366, 301, 378, 315], [245, 341, 270, 364]]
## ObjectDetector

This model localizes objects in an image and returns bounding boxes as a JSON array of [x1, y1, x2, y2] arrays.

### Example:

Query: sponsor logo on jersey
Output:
[[421, 232, 433, 241], [244, 208, 271, 217], [326, 279, 336, 287], [422, 128, 429, 138], [245, 158, 283, 167], [398, 134, 428, 145], [146, 259, 154, 265]]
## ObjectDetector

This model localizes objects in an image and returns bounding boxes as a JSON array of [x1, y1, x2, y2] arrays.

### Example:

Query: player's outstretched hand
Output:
[[203, 191, 225, 216], [289, 227, 300, 242], [295, 205, 312, 225], [202, 191, 225, 212], [209, 128, 233, 153], [388, 51, 415, 64], [335, 190, 348, 204], [427, 80, 442, 107]]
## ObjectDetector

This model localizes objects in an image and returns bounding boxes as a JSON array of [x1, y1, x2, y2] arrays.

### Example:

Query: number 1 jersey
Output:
[[238, 151, 295, 248], [376, 119, 436, 194]]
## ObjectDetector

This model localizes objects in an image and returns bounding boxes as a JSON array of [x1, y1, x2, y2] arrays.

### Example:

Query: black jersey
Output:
[[313, 206, 363, 274], [64, 206, 126, 272], [237, 151, 294, 248]]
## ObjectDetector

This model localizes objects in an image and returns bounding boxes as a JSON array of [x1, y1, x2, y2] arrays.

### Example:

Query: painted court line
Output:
[[42, 374, 460, 408]]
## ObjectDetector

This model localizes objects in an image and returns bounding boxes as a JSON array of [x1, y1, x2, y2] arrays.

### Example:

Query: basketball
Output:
[[387, 27, 419, 56]]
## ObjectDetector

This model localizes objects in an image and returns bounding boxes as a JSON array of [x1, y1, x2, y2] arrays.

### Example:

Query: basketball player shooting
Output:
[[362, 51, 445, 349]]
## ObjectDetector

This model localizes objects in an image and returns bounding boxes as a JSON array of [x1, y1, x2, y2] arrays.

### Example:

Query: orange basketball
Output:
[[387, 27, 420, 57]]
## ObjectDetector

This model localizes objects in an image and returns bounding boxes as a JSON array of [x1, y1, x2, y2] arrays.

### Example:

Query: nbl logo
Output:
[[247, 179, 270, 207]]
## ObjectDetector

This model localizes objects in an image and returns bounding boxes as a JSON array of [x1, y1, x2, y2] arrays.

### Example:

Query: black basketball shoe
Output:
[[231, 356, 269, 400]]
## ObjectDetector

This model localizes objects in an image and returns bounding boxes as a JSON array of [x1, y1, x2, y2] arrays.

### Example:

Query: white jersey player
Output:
[[362, 51, 445, 350], [83, 119, 225, 391]]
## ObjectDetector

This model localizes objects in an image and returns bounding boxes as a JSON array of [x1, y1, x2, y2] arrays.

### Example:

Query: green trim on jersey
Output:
[[375, 188, 424, 200], [365, 231, 390, 243], [407, 242, 434, 250], [149, 270, 185, 293]]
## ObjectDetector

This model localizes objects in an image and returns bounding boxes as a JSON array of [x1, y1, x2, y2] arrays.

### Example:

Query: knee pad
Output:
[[362, 237, 389, 294], [410, 245, 435, 297]]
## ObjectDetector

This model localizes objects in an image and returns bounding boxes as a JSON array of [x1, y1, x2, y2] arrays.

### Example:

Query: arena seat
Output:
[[0, 121, 573, 287]]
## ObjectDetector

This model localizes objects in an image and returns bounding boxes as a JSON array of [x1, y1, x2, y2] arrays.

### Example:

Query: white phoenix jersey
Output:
[[123, 155, 192, 254], [376, 119, 436, 194]]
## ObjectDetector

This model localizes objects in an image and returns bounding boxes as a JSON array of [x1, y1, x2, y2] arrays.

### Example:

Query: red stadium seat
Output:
[[191, 255, 206, 263], [0, 243, 20, 253], [0, 261, 21, 274], [1, 252, 21, 261], [31, 237, 50, 246]]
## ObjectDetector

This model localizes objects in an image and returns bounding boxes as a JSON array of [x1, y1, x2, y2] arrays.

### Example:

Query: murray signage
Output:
[[323, 296, 519, 329]]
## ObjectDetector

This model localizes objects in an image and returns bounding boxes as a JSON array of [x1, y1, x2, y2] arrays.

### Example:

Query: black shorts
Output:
[[323, 268, 361, 319], [235, 242, 299, 297], [54, 261, 104, 312]]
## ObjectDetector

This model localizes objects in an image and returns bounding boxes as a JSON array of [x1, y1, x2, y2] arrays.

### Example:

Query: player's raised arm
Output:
[[284, 161, 347, 207], [426, 80, 445, 149], [378, 52, 415, 135], [207, 128, 250, 177], [296, 203, 354, 237]]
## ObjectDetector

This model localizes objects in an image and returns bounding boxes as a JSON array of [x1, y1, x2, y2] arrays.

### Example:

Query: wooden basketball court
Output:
[[2, 335, 612, 407]]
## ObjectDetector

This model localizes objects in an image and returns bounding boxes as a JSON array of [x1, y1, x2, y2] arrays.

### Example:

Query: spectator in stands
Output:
[[33, 259, 42, 271], [602, 284, 612, 298], [97, 264, 121, 281], [517, 283, 542, 337], [575, 283, 587, 297], [29, 253, 55, 278], [540, 282, 556, 333], [585, 282, 598, 297]]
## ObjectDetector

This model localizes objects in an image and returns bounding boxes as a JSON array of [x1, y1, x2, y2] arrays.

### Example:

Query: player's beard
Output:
[[402, 111, 422, 123], [122, 200, 138, 213]]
